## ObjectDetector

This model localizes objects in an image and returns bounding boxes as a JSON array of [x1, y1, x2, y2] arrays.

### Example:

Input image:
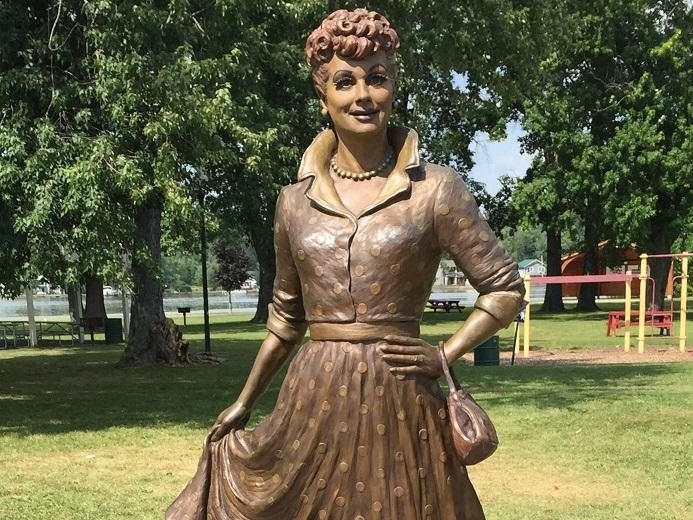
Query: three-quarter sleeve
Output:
[[266, 188, 307, 343], [434, 170, 525, 327]]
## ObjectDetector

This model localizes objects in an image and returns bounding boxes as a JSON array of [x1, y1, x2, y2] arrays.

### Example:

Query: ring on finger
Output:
[[415, 354, 424, 364]]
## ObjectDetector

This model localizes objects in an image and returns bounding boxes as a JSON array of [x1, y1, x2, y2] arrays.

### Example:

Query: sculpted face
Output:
[[320, 50, 395, 138]]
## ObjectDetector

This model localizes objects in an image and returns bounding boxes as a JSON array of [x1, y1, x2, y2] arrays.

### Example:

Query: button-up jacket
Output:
[[267, 127, 524, 343]]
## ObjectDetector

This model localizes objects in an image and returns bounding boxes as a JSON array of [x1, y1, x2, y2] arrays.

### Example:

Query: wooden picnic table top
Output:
[[427, 299, 464, 313]]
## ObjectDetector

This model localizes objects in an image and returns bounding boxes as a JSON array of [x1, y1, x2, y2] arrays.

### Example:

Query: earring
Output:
[[321, 107, 328, 117]]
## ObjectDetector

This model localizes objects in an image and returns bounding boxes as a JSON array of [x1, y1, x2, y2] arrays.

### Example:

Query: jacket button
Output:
[[387, 303, 397, 314], [356, 303, 368, 314], [354, 265, 366, 276], [370, 283, 381, 295]]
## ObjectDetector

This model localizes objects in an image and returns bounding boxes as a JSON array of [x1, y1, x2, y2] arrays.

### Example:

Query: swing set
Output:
[[515, 252, 690, 357]]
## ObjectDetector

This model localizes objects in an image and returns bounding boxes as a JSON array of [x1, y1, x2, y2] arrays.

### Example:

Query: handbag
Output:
[[438, 342, 498, 465]]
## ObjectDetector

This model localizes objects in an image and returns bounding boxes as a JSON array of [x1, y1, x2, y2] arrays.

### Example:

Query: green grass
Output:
[[423, 299, 692, 351], [1, 311, 691, 519]]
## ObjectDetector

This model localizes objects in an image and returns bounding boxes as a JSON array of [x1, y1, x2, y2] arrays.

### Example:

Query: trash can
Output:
[[104, 318, 123, 344], [474, 335, 500, 366]]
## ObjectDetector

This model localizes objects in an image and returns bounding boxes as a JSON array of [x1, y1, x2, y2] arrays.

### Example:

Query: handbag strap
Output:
[[438, 341, 464, 394]]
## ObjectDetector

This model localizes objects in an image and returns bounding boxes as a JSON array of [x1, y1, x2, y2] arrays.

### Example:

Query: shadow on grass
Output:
[[0, 316, 689, 436], [176, 320, 267, 336], [0, 337, 282, 436], [460, 362, 686, 411]]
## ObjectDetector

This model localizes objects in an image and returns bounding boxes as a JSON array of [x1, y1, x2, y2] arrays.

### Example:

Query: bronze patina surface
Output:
[[167, 9, 523, 520]]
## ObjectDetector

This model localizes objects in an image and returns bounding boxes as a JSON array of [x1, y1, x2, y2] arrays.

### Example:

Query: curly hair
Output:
[[305, 8, 400, 99]]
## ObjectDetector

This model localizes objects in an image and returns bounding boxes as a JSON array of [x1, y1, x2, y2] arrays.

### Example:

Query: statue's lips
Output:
[[350, 109, 379, 121]]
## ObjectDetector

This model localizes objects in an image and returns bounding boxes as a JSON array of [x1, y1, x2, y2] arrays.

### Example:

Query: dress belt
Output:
[[309, 321, 420, 341]]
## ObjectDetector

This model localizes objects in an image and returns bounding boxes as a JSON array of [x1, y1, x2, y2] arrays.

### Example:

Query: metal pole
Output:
[[680, 254, 688, 353], [638, 254, 648, 353], [523, 275, 531, 358], [200, 188, 212, 354], [624, 271, 632, 352]]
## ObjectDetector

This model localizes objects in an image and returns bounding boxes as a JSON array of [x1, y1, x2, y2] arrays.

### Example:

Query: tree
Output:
[[0, 1, 135, 301], [213, 239, 252, 309], [10, 1, 655, 361], [483, 175, 519, 237], [0, 1, 283, 363], [500, 226, 547, 263], [515, 0, 692, 311], [597, 4, 693, 309]]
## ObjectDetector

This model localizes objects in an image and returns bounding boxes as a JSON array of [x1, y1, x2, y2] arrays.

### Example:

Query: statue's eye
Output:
[[368, 73, 389, 87], [333, 77, 354, 90]]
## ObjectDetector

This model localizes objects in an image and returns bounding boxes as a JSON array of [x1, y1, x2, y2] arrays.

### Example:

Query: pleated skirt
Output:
[[166, 340, 486, 520]]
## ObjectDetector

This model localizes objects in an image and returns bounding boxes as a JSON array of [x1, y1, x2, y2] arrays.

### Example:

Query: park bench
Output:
[[606, 310, 673, 337], [426, 299, 464, 313]]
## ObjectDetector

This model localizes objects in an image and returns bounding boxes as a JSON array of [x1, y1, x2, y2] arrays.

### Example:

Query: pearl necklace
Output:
[[330, 148, 395, 181]]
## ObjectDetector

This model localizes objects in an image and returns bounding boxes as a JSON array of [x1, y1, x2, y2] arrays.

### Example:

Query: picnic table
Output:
[[426, 299, 464, 313], [0, 320, 80, 348], [606, 310, 673, 337]]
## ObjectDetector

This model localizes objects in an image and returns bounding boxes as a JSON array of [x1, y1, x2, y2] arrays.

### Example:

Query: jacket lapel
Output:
[[297, 126, 421, 220]]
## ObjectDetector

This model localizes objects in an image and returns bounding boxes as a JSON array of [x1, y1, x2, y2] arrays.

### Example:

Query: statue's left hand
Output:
[[205, 401, 251, 444], [379, 335, 443, 378]]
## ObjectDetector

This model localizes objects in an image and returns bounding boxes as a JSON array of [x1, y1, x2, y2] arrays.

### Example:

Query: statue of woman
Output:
[[167, 8, 523, 520]]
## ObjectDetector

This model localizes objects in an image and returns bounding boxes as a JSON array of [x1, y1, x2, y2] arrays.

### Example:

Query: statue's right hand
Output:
[[206, 401, 251, 444]]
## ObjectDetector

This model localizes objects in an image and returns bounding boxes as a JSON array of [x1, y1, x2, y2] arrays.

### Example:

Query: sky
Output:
[[468, 121, 535, 195]]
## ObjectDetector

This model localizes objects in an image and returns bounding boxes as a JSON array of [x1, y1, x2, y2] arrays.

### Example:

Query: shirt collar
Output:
[[297, 126, 421, 219]]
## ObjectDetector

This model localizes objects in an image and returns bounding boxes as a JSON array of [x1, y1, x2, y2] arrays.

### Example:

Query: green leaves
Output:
[[514, 0, 692, 263]]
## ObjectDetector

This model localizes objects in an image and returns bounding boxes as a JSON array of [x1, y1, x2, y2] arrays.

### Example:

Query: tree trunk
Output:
[[67, 284, 82, 323], [646, 226, 673, 311], [541, 226, 565, 312], [84, 273, 107, 321], [576, 226, 600, 311], [120, 195, 188, 365], [249, 220, 275, 324]]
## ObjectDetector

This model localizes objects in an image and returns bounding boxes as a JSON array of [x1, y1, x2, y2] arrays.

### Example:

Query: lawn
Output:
[[1, 310, 691, 519]]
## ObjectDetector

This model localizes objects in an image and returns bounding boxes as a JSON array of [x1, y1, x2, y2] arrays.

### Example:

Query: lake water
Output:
[[0, 285, 546, 319], [0, 291, 259, 319]]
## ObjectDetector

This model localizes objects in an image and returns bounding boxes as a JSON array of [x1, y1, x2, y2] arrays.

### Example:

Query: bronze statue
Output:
[[167, 8, 523, 520]]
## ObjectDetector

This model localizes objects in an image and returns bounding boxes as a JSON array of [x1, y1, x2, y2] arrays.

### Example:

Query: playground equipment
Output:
[[516, 252, 690, 357], [637, 253, 689, 353]]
